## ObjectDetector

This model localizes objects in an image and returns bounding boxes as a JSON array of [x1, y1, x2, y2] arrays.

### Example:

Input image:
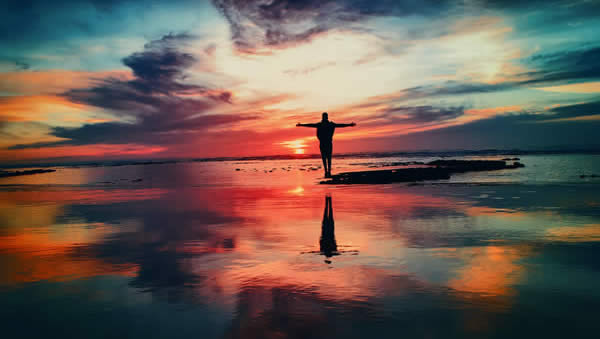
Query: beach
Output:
[[1, 153, 600, 338]]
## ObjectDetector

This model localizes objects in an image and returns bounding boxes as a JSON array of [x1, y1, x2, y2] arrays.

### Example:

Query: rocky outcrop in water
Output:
[[321, 160, 524, 184], [427, 160, 524, 172], [0, 169, 56, 178]]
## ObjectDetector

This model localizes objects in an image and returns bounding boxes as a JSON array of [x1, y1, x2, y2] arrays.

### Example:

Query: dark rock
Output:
[[0, 169, 56, 178], [351, 161, 425, 168], [426, 159, 524, 172], [321, 167, 452, 184], [321, 159, 525, 185]]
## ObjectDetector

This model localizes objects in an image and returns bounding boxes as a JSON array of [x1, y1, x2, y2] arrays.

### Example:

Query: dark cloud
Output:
[[9, 33, 248, 150], [66, 33, 226, 107], [370, 105, 464, 125], [372, 100, 600, 151], [402, 82, 514, 99], [212, 0, 599, 55], [14, 60, 30, 70], [8, 114, 250, 150], [547, 100, 600, 119], [124, 38, 195, 82], [212, 0, 453, 52], [521, 46, 600, 85]]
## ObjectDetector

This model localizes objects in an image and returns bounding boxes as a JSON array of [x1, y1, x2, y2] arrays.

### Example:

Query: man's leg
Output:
[[326, 143, 333, 176], [320, 150, 328, 177], [321, 143, 333, 177]]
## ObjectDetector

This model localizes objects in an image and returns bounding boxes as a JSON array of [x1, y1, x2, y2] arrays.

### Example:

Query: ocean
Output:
[[1, 152, 600, 338]]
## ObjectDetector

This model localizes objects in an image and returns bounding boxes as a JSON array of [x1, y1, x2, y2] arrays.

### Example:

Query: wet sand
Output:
[[1, 155, 600, 338]]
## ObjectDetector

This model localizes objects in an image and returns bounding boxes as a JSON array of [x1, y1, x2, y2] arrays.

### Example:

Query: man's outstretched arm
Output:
[[333, 122, 357, 128], [296, 123, 319, 127]]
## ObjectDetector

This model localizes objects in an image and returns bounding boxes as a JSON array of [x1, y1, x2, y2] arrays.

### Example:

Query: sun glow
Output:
[[288, 186, 305, 195], [280, 139, 308, 155]]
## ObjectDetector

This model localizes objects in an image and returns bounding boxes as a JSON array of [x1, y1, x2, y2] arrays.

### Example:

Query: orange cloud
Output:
[[536, 82, 600, 94], [0, 143, 167, 162], [537, 114, 600, 123], [0, 95, 88, 123], [0, 70, 132, 95]]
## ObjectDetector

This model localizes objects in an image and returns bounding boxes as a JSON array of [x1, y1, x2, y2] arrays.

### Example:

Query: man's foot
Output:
[[325, 172, 332, 178]]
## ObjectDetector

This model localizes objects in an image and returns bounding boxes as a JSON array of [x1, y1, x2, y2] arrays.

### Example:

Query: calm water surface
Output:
[[1, 155, 600, 338]]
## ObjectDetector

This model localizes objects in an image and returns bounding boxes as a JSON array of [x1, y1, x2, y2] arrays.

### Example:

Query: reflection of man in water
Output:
[[320, 195, 337, 262], [297, 112, 356, 178]]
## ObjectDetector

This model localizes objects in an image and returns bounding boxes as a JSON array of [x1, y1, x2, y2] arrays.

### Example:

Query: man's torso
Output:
[[316, 121, 335, 144]]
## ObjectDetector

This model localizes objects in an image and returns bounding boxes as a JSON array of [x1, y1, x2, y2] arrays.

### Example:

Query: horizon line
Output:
[[3, 147, 600, 170]]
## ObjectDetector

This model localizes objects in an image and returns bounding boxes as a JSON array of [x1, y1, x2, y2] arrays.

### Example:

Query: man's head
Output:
[[322, 112, 328, 121]]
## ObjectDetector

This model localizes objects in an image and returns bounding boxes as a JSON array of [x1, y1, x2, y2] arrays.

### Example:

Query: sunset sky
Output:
[[1, 0, 599, 163]]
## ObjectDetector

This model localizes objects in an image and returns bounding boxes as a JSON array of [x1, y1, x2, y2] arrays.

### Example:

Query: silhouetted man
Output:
[[296, 112, 356, 178]]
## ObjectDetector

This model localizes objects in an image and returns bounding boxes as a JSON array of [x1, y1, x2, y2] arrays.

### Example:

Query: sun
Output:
[[280, 139, 308, 155]]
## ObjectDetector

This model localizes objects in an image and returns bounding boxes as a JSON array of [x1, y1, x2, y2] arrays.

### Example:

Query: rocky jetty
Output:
[[321, 159, 524, 184]]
